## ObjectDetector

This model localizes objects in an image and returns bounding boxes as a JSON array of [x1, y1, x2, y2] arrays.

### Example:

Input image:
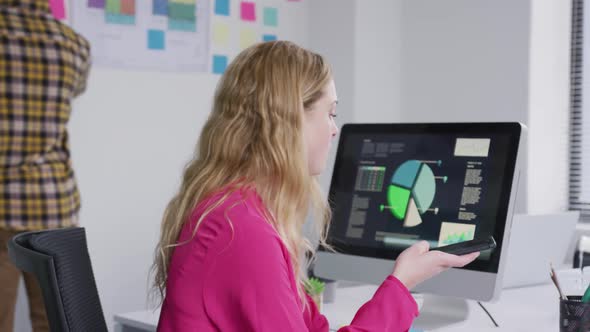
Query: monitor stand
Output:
[[411, 293, 469, 330]]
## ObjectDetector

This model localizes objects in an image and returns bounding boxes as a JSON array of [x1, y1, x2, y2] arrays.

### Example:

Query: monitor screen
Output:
[[323, 123, 522, 274]]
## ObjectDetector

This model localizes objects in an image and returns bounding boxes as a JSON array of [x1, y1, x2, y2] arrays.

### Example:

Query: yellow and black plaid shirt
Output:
[[0, 0, 91, 230]]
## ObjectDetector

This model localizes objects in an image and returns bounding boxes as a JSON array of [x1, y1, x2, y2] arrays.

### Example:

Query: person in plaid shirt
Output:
[[0, 0, 91, 330]]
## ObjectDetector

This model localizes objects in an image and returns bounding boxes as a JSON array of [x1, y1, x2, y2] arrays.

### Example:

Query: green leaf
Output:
[[304, 277, 325, 295]]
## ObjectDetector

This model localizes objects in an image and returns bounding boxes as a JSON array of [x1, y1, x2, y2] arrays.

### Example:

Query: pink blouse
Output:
[[157, 187, 419, 331]]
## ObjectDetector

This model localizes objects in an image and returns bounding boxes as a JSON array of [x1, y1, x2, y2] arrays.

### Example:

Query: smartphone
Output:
[[431, 236, 496, 255]]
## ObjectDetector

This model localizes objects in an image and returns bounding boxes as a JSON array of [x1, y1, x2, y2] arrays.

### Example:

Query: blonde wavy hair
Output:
[[151, 41, 333, 309]]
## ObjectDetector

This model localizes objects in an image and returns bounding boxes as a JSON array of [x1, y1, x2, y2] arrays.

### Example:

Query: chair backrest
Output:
[[8, 227, 108, 332]]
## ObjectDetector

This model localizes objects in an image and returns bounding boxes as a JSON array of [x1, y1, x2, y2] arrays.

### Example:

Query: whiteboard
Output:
[[72, 0, 210, 72]]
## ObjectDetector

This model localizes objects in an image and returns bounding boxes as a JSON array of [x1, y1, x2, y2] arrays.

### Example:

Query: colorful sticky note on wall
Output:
[[263, 34, 277, 42], [169, 1, 195, 21], [88, 0, 105, 8], [120, 0, 136, 15], [240, 1, 256, 22], [213, 22, 230, 47], [215, 0, 230, 16], [213, 55, 229, 74], [49, 0, 66, 19], [105, 0, 120, 13], [263, 7, 278, 27], [240, 28, 257, 49], [148, 29, 165, 50], [153, 0, 167, 15], [169, 19, 196, 32]]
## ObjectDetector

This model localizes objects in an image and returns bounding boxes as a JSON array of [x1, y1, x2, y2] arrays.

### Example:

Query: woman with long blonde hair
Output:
[[153, 41, 478, 331]]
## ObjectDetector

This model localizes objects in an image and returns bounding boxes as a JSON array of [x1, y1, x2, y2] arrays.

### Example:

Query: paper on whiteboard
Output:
[[72, 0, 210, 72]]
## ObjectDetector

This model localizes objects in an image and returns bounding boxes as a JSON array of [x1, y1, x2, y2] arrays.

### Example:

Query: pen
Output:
[[550, 263, 573, 317], [550, 263, 568, 301]]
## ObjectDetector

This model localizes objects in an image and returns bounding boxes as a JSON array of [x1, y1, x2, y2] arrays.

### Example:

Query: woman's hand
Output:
[[391, 240, 480, 290]]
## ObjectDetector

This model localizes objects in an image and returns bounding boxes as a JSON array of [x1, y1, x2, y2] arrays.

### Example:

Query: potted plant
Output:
[[304, 277, 326, 311]]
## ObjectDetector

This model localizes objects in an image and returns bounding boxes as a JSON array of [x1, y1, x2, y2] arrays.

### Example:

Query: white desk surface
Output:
[[114, 282, 558, 332]]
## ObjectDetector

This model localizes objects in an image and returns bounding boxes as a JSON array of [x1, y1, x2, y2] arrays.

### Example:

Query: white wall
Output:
[[353, 0, 402, 124], [527, 0, 571, 213], [400, 0, 531, 124]]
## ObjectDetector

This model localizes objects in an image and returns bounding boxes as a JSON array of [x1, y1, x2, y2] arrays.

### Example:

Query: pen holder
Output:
[[560, 296, 590, 332]]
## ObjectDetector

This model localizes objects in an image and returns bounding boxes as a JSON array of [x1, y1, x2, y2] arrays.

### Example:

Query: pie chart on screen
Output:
[[379, 160, 447, 227]]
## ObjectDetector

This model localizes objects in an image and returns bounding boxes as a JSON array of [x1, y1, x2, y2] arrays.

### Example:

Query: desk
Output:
[[114, 283, 558, 332]]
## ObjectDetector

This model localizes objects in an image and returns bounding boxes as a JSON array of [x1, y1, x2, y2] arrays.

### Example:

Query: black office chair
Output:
[[7, 227, 108, 332]]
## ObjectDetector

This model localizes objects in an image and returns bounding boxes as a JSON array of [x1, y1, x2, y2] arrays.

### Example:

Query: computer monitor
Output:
[[314, 123, 525, 305]]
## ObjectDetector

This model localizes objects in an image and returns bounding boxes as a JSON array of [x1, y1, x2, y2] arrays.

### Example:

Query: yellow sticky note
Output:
[[213, 22, 230, 47], [240, 28, 257, 50]]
